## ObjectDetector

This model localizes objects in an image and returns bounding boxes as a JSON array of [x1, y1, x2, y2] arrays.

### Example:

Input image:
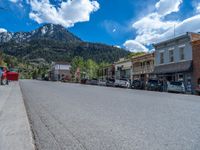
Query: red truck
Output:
[[0, 66, 19, 85]]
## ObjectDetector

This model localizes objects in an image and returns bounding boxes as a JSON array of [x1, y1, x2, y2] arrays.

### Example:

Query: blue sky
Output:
[[0, 0, 200, 52]]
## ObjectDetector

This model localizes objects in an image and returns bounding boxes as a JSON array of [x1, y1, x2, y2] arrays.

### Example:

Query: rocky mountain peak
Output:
[[0, 23, 81, 43]]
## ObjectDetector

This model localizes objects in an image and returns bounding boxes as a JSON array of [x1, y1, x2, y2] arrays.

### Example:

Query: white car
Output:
[[114, 79, 130, 88], [167, 81, 186, 94], [98, 79, 107, 86]]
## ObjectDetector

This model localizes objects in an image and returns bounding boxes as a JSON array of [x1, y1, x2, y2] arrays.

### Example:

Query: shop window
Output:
[[178, 74, 184, 81]]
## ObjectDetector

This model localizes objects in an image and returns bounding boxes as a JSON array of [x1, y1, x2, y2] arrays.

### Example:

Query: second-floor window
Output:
[[169, 50, 174, 62], [160, 52, 164, 64], [179, 47, 185, 60]]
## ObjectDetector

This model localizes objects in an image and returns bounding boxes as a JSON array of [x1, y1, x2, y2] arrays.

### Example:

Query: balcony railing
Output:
[[133, 65, 154, 75]]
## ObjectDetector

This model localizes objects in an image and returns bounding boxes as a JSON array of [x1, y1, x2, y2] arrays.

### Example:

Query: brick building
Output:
[[191, 33, 200, 93]]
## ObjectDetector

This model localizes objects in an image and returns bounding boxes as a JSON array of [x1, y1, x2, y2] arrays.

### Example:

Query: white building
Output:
[[50, 62, 71, 81]]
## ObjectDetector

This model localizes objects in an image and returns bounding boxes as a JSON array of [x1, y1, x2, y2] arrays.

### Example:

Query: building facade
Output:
[[154, 32, 200, 93], [132, 53, 155, 82], [115, 58, 132, 81], [98, 64, 115, 80], [191, 33, 200, 93], [50, 62, 71, 81]]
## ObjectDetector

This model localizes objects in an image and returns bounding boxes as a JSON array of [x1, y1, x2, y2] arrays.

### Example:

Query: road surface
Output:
[[20, 80, 200, 150]]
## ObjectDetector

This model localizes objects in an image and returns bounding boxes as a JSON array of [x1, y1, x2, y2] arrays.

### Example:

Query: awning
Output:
[[154, 60, 192, 74]]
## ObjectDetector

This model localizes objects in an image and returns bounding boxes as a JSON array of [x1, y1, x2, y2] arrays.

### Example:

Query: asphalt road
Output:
[[20, 80, 200, 150]]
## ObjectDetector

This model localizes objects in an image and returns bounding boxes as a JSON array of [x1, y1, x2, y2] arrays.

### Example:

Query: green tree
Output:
[[71, 56, 85, 80], [85, 59, 98, 79], [127, 52, 146, 58]]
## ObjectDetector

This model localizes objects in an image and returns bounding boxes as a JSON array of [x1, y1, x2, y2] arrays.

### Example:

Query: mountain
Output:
[[0, 24, 129, 63], [0, 24, 81, 43]]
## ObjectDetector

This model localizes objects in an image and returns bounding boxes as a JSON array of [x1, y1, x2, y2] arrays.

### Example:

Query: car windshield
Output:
[[120, 79, 128, 81], [108, 79, 115, 82], [170, 82, 182, 86], [148, 80, 158, 84]]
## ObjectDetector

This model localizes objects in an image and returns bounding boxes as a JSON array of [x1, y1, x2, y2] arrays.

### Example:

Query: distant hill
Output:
[[0, 24, 129, 63]]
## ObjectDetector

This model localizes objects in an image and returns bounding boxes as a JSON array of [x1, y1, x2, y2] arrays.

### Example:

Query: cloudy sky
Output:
[[0, 0, 200, 52]]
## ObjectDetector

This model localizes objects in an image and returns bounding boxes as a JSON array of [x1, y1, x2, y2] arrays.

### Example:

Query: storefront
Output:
[[154, 60, 193, 93]]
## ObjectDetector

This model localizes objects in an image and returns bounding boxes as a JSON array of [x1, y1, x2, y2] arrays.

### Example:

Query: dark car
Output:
[[195, 79, 200, 95], [106, 78, 115, 87], [131, 80, 145, 89], [81, 78, 87, 84], [196, 86, 200, 95], [86, 78, 98, 85], [146, 79, 162, 91]]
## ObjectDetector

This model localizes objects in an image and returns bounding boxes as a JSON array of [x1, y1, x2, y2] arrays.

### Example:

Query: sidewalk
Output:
[[0, 82, 35, 150]]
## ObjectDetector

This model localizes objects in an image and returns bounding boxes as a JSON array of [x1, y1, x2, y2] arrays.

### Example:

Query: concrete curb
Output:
[[0, 82, 35, 150]]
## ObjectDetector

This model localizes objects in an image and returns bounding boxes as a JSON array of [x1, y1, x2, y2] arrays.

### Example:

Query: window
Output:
[[160, 52, 164, 64], [169, 50, 174, 62], [179, 47, 185, 60], [178, 74, 184, 81]]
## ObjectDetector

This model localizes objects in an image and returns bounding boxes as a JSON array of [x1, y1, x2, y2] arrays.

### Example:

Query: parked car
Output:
[[131, 80, 145, 89], [86, 78, 98, 85], [98, 79, 107, 86], [146, 79, 162, 91], [106, 78, 115, 87], [7, 71, 19, 81], [114, 79, 130, 88], [196, 79, 200, 95], [167, 81, 186, 94], [0, 66, 8, 85], [81, 78, 87, 84], [196, 86, 200, 95]]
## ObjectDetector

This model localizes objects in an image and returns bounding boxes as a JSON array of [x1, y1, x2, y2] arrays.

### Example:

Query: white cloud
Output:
[[155, 0, 182, 16], [133, 13, 178, 45], [159, 15, 200, 41], [0, 28, 7, 33], [29, 0, 100, 27], [112, 28, 116, 33], [197, 3, 200, 13], [133, 14, 200, 45], [124, 0, 200, 51], [9, 0, 18, 3], [114, 45, 121, 48], [123, 40, 148, 53]]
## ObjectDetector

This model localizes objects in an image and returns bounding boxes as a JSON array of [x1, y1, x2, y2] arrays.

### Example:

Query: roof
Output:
[[153, 32, 200, 47], [154, 60, 192, 74], [114, 58, 131, 65], [132, 53, 154, 62], [53, 62, 71, 65]]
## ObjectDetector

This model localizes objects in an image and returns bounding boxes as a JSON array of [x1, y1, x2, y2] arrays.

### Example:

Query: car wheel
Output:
[[1, 79, 7, 85]]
